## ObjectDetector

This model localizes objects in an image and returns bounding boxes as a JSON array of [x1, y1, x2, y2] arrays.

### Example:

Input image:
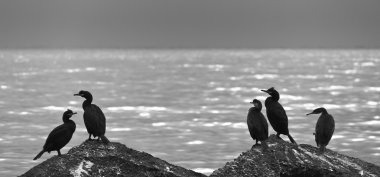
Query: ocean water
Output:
[[0, 49, 379, 176]]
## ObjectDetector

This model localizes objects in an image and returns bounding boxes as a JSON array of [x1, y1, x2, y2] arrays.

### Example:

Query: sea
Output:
[[0, 49, 379, 176]]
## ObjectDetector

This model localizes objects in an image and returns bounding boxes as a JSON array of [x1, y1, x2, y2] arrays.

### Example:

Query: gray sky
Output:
[[1, 0, 380, 49]]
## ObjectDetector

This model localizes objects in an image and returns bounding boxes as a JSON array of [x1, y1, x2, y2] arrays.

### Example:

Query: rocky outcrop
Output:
[[21, 140, 206, 177], [210, 135, 380, 177], [21, 135, 380, 177]]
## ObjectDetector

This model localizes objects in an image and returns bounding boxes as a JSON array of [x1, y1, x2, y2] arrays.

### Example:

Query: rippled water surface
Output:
[[0, 50, 379, 175]]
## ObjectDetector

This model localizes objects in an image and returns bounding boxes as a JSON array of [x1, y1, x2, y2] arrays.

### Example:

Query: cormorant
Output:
[[74, 90, 110, 144], [261, 87, 297, 144], [33, 109, 77, 160], [306, 107, 335, 153], [247, 99, 268, 147]]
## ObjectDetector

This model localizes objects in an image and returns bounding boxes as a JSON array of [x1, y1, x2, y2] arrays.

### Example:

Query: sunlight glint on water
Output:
[[0, 49, 379, 175]]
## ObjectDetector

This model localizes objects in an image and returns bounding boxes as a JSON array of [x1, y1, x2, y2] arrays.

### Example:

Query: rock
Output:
[[21, 140, 206, 177], [210, 135, 380, 177]]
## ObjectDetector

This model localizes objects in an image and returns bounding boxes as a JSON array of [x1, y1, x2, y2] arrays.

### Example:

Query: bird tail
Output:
[[100, 135, 110, 144], [33, 150, 45, 160], [287, 134, 297, 145]]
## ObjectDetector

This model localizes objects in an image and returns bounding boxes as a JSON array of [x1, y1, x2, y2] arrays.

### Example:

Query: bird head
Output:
[[250, 99, 262, 110], [74, 90, 92, 100], [261, 87, 276, 95], [63, 109, 77, 118], [306, 107, 327, 116]]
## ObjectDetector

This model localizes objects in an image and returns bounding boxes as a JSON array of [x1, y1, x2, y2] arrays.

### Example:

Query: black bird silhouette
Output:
[[247, 99, 268, 147], [307, 107, 335, 153], [74, 90, 110, 144], [261, 87, 297, 144], [33, 109, 77, 160]]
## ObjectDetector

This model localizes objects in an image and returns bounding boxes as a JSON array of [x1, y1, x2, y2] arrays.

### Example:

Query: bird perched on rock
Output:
[[247, 99, 269, 148], [306, 107, 335, 153], [261, 87, 297, 145], [33, 109, 77, 160], [74, 90, 110, 144]]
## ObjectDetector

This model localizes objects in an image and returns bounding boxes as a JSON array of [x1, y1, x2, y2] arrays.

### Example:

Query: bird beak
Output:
[[261, 89, 268, 93], [72, 112, 77, 115], [306, 112, 312, 116], [74, 93, 81, 96], [249, 101, 254, 104]]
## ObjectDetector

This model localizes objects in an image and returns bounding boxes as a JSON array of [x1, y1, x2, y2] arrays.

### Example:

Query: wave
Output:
[[192, 168, 215, 175], [152, 122, 167, 127], [186, 140, 205, 145], [65, 67, 97, 73], [106, 106, 167, 112], [253, 74, 278, 80], [181, 64, 226, 71], [0, 85, 8, 89], [359, 120, 380, 126], [109, 128, 132, 132], [310, 85, 353, 91], [42, 106, 75, 111], [7, 111, 32, 115], [202, 122, 246, 129], [365, 87, 380, 92], [289, 103, 358, 111]]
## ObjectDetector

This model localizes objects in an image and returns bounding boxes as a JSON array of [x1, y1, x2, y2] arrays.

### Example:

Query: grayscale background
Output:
[[0, 0, 379, 175]]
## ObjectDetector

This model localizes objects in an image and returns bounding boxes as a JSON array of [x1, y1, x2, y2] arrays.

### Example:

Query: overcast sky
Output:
[[0, 0, 380, 49]]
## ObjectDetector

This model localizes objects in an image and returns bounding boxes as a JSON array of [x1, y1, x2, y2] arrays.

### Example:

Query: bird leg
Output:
[[57, 150, 62, 156], [251, 140, 259, 149], [276, 133, 282, 139], [88, 134, 93, 141]]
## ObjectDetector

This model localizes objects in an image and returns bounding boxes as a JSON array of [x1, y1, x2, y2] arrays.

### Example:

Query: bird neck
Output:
[[64, 120, 76, 132], [270, 91, 280, 101], [82, 99, 92, 109], [63, 116, 72, 123], [251, 107, 262, 112], [265, 95, 279, 104], [320, 109, 328, 115]]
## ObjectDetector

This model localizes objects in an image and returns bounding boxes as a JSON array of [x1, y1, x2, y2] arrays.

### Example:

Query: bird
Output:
[[33, 109, 77, 160], [247, 99, 269, 148], [261, 87, 297, 144], [74, 90, 110, 144], [306, 107, 335, 153]]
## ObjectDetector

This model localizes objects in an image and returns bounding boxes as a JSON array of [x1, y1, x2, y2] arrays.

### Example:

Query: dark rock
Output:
[[210, 135, 380, 177], [21, 140, 206, 177]]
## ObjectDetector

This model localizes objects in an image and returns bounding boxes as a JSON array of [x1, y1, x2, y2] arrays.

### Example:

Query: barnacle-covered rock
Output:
[[21, 140, 206, 177], [210, 135, 380, 177]]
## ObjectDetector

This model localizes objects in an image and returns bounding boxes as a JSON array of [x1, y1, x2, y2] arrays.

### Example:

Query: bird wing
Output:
[[46, 124, 66, 142], [83, 111, 94, 134], [247, 109, 258, 139], [247, 109, 268, 140], [266, 102, 288, 133], [92, 104, 106, 133], [256, 112, 269, 140], [43, 124, 72, 150], [83, 104, 106, 135], [324, 115, 335, 143], [263, 114, 269, 138], [316, 114, 335, 146], [268, 102, 288, 121], [315, 118, 321, 146]]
